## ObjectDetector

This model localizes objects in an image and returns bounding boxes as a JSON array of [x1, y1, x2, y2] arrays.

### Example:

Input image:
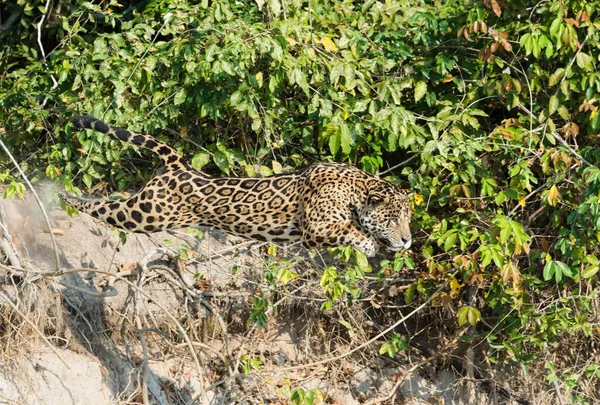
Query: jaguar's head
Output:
[[357, 182, 412, 253]]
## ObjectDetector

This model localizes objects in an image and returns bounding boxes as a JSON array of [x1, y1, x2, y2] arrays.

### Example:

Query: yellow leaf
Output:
[[413, 193, 425, 206], [548, 185, 559, 206], [591, 108, 597, 119], [518, 196, 526, 207], [450, 278, 462, 297], [321, 37, 338, 53], [441, 74, 454, 83]]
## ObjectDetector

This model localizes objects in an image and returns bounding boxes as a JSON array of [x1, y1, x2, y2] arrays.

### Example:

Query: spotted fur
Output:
[[60, 115, 412, 256]]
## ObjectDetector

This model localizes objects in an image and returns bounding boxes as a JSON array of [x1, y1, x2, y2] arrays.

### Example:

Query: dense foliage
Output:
[[2, 0, 600, 401]]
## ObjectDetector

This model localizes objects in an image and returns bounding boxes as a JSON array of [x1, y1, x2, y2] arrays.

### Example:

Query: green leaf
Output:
[[549, 18, 562, 39], [82, 173, 92, 189], [173, 88, 187, 105], [340, 123, 353, 155], [456, 306, 480, 327], [191, 152, 210, 170], [414, 81, 427, 102], [576, 52, 593, 71], [543, 260, 555, 281], [404, 284, 416, 304], [467, 307, 481, 326], [329, 132, 341, 156], [330, 61, 344, 84], [213, 150, 230, 174], [549, 95, 559, 115], [555, 261, 574, 279], [268, 0, 281, 17], [355, 250, 369, 272], [582, 265, 599, 279]]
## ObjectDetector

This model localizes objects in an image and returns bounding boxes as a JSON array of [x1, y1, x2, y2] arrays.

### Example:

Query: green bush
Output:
[[2, 0, 600, 401]]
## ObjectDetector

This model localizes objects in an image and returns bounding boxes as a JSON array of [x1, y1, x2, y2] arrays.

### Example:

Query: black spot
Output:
[[268, 229, 285, 236], [258, 190, 275, 200], [123, 221, 137, 230], [193, 178, 209, 187], [109, 202, 120, 210], [179, 183, 192, 193], [251, 215, 267, 224], [242, 194, 257, 203], [147, 216, 155, 223], [144, 225, 155, 232], [215, 206, 229, 215], [272, 237, 290, 243], [94, 121, 109, 132], [253, 180, 270, 192], [126, 199, 136, 208], [234, 204, 250, 215], [116, 211, 126, 222], [267, 196, 283, 209], [273, 177, 291, 189], [290, 229, 302, 236], [167, 155, 178, 164], [232, 190, 246, 202], [240, 179, 258, 190], [214, 198, 229, 206], [199, 185, 215, 195], [155, 205, 163, 213], [98, 207, 107, 215], [145, 189, 154, 199], [106, 217, 117, 226], [158, 146, 171, 155], [185, 195, 200, 204], [168, 179, 178, 190], [307, 240, 318, 247], [316, 236, 325, 243], [140, 202, 152, 213], [131, 210, 143, 223], [227, 179, 240, 186], [115, 128, 131, 141], [214, 179, 227, 186], [250, 233, 267, 241], [179, 172, 192, 181], [145, 139, 158, 149], [224, 215, 239, 223], [132, 134, 145, 145], [216, 187, 234, 196]]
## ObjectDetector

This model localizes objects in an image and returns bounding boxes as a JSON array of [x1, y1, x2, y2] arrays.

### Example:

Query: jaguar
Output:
[[60, 115, 412, 257]]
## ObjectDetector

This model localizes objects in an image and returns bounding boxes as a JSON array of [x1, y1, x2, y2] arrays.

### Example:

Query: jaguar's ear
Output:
[[367, 191, 389, 206]]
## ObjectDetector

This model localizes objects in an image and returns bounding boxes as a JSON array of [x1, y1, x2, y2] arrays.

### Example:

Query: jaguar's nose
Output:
[[388, 237, 411, 252]]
